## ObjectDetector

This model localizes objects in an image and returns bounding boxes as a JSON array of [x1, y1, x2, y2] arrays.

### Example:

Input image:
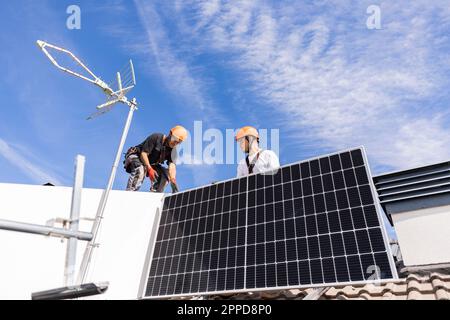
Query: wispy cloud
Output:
[[0, 138, 63, 185], [172, 0, 450, 172], [131, 0, 229, 125]]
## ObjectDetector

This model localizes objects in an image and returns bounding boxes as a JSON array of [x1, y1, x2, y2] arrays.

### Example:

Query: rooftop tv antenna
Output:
[[37, 40, 138, 286]]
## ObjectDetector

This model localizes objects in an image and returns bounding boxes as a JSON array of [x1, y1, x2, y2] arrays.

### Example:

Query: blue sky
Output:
[[1, 0, 450, 199]]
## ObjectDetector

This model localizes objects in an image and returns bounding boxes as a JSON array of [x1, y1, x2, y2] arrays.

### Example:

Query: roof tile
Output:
[[435, 288, 449, 300], [180, 271, 450, 300]]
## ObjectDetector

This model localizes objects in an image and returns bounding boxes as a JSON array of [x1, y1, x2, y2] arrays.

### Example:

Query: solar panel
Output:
[[140, 147, 398, 299]]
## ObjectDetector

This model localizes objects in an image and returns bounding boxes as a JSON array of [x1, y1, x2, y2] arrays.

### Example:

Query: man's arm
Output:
[[140, 152, 150, 167], [141, 152, 158, 181], [236, 160, 246, 177], [265, 150, 280, 170], [168, 162, 176, 183], [168, 162, 179, 193]]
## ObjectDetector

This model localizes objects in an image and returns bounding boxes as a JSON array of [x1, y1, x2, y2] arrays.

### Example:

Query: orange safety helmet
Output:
[[235, 126, 259, 141], [170, 125, 188, 142]]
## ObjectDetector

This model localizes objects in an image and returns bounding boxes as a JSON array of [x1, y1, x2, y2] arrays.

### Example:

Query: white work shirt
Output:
[[237, 149, 280, 177]]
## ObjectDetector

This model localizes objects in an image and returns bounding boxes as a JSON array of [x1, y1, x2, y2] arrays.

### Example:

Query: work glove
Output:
[[146, 165, 158, 182]]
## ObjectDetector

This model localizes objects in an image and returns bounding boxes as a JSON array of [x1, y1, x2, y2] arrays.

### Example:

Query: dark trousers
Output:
[[150, 164, 169, 193]]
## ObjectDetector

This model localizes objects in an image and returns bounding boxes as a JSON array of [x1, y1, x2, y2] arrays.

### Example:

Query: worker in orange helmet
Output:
[[235, 126, 280, 177], [124, 125, 188, 193]]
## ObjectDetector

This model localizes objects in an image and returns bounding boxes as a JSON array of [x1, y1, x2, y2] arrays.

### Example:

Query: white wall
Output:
[[0, 183, 163, 300], [392, 204, 450, 266]]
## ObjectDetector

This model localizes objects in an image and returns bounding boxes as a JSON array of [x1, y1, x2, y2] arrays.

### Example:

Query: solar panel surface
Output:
[[141, 147, 398, 298]]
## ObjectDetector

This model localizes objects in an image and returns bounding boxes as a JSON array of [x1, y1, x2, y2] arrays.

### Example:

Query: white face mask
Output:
[[238, 137, 246, 151], [168, 135, 182, 148]]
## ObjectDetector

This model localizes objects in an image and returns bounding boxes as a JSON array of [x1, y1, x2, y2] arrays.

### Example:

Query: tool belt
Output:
[[123, 146, 140, 173]]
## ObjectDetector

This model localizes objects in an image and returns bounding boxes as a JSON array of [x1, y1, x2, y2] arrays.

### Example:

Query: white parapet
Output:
[[0, 183, 164, 300], [392, 204, 450, 266]]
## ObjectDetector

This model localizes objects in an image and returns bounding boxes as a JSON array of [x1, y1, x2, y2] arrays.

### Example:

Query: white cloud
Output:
[[172, 0, 450, 172], [386, 116, 450, 168], [184, 163, 218, 188], [177, 150, 219, 187], [132, 0, 229, 125], [176, 150, 204, 165], [0, 138, 63, 185]]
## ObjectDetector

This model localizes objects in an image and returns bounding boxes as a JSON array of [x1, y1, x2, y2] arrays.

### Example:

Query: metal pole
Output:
[[77, 99, 137, 285], [0, 219, 92, 241], [64, 155, 85, 286]]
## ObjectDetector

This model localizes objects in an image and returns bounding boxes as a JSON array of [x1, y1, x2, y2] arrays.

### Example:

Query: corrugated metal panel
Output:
[[373, 161, 450, 220]]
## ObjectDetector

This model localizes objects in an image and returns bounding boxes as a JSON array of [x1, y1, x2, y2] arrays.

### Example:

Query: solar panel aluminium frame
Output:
[[137, 146, 399, 299]]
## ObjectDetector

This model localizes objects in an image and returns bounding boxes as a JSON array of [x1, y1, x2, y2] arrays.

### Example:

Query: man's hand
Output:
[[170, 182, 179, 193], [167, 176, 177, 193], [146, 165, 158, 182]]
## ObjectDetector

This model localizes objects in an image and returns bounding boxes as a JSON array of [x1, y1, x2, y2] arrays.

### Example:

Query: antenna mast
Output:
[[37, 40, 139, 285]]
